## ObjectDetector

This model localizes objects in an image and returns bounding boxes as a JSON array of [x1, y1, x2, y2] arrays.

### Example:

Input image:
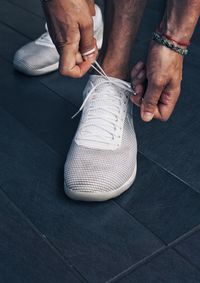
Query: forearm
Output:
[[159, 0, 200, 43]]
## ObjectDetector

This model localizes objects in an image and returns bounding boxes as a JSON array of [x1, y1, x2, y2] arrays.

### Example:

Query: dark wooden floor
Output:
[[1, 0, 200, 282]]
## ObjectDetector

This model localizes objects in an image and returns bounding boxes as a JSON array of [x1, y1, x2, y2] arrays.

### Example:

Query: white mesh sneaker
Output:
[[13, 4, 104, 76], [64, 64, 137, 202]]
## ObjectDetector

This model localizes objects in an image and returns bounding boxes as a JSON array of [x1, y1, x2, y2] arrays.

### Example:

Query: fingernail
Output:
[[142, 112, 154, 122]]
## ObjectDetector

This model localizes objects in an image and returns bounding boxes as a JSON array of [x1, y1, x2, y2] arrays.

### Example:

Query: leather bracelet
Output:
[[153, 32, 188, 56]]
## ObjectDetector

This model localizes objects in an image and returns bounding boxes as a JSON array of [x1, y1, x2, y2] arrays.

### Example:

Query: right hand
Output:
[[42, 0, 98, 78], [131, 42, 183, 122]]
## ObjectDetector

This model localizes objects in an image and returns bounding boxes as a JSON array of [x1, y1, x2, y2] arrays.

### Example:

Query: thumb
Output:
[[141, 80, 164, 122]]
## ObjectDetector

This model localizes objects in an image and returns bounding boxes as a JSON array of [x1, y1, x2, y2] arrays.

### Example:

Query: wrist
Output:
[[157, 25, 190, 47], [152, 32, 188, 56], [158, 22, 191, 47]]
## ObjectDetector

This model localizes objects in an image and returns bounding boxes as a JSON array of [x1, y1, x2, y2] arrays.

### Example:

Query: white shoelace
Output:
[[73, 61, 136, 146]]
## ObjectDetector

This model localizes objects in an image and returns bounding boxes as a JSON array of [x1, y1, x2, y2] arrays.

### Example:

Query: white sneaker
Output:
[[13, 4, 104, 76], [64, 68, 137, 202]]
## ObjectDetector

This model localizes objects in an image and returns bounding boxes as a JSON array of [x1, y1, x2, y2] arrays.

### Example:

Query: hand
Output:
[[42, 0, 98, 78], [131, 42, 183, 122]]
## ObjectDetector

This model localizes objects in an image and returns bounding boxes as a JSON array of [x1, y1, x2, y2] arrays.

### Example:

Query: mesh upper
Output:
[[13, 41, 59, 75], [64, 103, 137, 193]]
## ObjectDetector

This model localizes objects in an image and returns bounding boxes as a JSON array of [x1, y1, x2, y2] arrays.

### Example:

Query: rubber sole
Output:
[[64, 164, 137, 202]]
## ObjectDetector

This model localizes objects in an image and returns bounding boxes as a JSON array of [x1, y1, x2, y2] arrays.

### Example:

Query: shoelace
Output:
[[73, 61, 136, 145]]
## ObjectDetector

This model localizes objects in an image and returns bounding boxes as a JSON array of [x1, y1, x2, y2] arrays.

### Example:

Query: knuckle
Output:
[[59, 69, 80, 78], [150, 76, 165, 88], [144, 99, 157, 110], [82, 20, 93, 31], [59, 66, 76, 78]]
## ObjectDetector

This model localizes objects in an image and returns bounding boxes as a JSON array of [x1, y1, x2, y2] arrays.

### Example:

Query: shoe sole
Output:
[[64, 164, 137, 202]]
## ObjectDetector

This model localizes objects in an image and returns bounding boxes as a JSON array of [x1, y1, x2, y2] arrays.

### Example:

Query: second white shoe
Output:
[[13, 4, 104, 76], [64, 74, 137, 202]]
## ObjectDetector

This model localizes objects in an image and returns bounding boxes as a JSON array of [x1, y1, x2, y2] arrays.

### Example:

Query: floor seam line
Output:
[[0, 186, 88, 283], [4, 0, 44, 19], [139, 150, 200, 195], [106, 245, 168, 283], [106, 223, 200, 283], [0, 105, 64, 159], [0, 19, 33, 41], [173, 248, 200, 273], [39, 79, 81, 110], [113, 200, 165, 244], [115, 199, 200, 248]]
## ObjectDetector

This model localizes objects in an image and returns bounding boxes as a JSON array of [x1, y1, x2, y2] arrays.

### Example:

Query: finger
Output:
[[82, 39, 98, 63], [59, 42, 77, 75], [132, 69, 146, 88], [131, 61, 145, 79], [79, 17, 96, 55], [76, 52, 83, 65], [141, 79, 164, 122], [155, 85, 181, 121], [68, 60, 92, 78], [61, 60, 92, 78], [59, 44, 91, 78], [130, 84, 145, 107]]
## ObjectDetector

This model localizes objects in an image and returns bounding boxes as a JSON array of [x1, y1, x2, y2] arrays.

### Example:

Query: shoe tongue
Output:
[[89, 74, 130, 86], [86, 75, 131, 96]]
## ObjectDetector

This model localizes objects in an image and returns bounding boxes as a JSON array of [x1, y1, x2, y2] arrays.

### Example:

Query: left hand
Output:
[[130, 41, 184, 122], [42, 0, 97, 78]]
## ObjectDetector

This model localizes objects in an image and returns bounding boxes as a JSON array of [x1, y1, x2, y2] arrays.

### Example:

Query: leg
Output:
[[99, 0, 147, 80], [64, 0, 147, 202]]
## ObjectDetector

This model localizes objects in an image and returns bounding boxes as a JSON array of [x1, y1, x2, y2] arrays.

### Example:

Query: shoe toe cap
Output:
[[64, 148, 136, 202], [13, 42, 59, 75]]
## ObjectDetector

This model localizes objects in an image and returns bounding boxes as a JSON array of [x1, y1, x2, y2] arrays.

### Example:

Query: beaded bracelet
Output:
[[153, 32, 188, 56]]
